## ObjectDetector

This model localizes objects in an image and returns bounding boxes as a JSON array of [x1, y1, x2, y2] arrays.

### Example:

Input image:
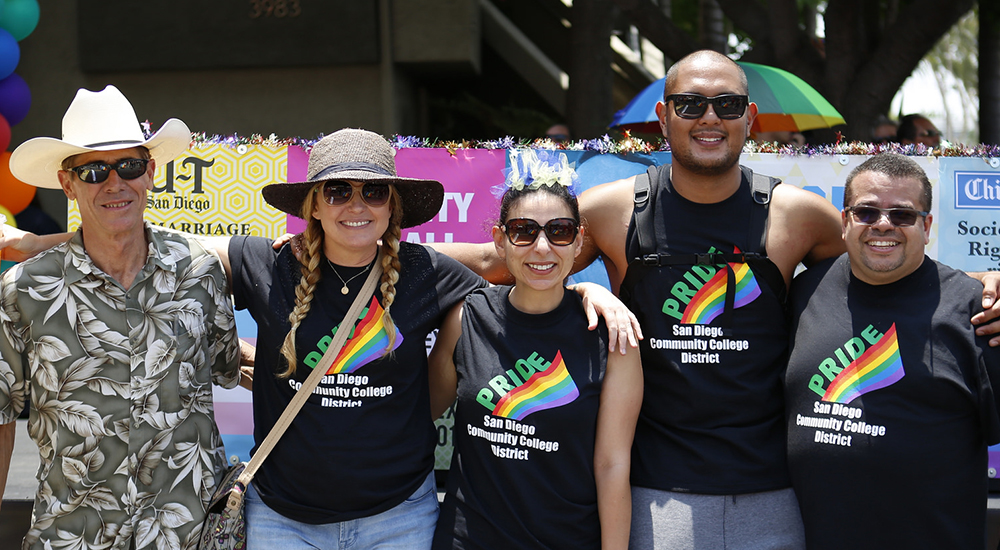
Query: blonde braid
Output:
[[278, 187, 324, 378], [379, 188, 404, 354]]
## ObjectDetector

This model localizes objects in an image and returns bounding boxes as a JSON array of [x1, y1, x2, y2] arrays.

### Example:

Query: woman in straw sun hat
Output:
[[221, 128, 486, 548]]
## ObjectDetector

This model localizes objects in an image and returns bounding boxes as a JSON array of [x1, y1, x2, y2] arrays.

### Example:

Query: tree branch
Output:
[[609, 0, 700, 61]]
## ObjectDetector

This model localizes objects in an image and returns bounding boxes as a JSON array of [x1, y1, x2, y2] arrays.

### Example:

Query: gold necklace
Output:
[[327, 257, 374, 295]]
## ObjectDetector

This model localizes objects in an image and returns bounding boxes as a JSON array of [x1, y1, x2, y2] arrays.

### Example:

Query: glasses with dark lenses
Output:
[[322, 181, 391, 206], [69, 158, 149, 184], [845, 206, 928, 227], [502, 218, 579, 246], [665, 94, 749, 120]]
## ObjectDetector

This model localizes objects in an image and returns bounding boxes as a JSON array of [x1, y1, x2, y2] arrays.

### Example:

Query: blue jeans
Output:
[[245, 471, 438, 550]]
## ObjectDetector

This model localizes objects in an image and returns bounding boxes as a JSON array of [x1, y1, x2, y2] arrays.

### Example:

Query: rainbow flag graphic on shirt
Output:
[[492, 351, 579, 421], [822, 324, 904, 404], [680, 248, 762, 324], [326, 296, 403, 374]]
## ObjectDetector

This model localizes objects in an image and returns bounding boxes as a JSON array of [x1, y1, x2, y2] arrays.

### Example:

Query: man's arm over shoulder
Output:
[[426, 242, 513, 284], [767, 184, 846, 286], [577, 177, 635, 292]]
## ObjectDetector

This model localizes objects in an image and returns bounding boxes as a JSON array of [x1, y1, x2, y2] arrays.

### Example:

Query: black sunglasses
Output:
[[502, 218, 579, 247], [321, 181, 391, 207], [845, 206, 928, 227], [664, 93, 749, 120], [68, 158, 149, 184]]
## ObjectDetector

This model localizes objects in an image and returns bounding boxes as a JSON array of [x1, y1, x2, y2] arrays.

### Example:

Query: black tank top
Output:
[[620, 164, 791, 494], [433, 286, 608, 549]]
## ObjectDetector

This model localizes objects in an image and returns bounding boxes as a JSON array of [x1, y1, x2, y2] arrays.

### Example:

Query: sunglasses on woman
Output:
[[68, 158, 149, 184], [844, 206, 928, 227], [664, 93, 749, 120], [321, 181, 391, 206], [502, 218, 579, 246]]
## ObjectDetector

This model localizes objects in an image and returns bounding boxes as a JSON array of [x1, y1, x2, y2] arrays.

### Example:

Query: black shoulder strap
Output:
[[619, 165, 659, 304], [633, 165, 658, 258], [742, 165, 787, 302]]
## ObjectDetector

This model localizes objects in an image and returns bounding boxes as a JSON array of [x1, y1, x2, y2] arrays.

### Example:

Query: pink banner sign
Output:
[[396, 148, 506, 244], [284, 147, 506, 243]]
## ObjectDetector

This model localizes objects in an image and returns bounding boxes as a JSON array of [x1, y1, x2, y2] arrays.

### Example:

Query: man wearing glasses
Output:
[[0, 86, 241, 550], [569, 48, 841, 550], [784, 153, 1000, 549], [897, 113, 943, 148]]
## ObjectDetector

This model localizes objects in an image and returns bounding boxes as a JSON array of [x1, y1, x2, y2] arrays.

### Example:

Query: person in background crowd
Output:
[[871, 115, 898, 144], [752, 130, 806, 147], [545, 123, 572, 143], [897, 114, 942, 148]]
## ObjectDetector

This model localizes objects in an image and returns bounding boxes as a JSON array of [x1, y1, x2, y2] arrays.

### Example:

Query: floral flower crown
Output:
[[491, 149, 581, 199]]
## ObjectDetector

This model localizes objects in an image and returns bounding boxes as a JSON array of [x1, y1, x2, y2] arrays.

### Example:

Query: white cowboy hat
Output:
[[9, 85, 191, 189]]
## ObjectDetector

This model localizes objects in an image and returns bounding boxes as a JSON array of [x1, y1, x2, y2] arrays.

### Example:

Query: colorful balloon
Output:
[[0, 27, 18, 80], [0, 72, 29, 124], [0, 0, 38, 41], [0, 150, 34, 214]]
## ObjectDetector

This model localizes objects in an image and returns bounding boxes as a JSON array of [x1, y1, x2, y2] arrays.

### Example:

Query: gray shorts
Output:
[[629, 486, 805, 550]]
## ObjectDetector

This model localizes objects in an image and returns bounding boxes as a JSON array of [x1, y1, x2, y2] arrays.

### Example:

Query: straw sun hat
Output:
[[262, 129, 444, 229], [9, 85, 191, 189]]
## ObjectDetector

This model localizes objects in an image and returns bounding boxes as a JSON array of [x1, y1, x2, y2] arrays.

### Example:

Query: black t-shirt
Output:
[[433, 286, 608, 549], [620, 165, 791, 494], [230, 236, 486, 524], [785, 255, 1000, 549]]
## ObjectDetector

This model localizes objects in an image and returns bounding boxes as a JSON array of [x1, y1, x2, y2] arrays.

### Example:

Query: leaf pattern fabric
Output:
[[0, 224, 241, 550]]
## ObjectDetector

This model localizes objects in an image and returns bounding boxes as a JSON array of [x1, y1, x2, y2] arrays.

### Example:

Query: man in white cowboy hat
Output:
[[0, 85, 241, 550]]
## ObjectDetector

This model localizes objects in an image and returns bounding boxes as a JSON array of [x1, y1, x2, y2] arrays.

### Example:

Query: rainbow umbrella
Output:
[[740, 62, 845, 133], [609, 61, 845, 134]]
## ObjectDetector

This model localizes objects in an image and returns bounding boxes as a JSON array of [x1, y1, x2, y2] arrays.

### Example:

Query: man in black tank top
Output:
[[432, 51, 1000, 549]]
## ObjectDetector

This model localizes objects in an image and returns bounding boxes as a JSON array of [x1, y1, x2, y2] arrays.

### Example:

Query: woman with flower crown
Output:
[[428, 150, 643, 549]]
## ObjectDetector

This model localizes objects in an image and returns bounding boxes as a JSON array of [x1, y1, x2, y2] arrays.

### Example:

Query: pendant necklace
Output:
[[327, 256, 374, 295]]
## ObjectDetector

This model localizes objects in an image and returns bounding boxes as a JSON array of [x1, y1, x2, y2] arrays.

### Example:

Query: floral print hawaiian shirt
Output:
[[0, 224, 240, 550]]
